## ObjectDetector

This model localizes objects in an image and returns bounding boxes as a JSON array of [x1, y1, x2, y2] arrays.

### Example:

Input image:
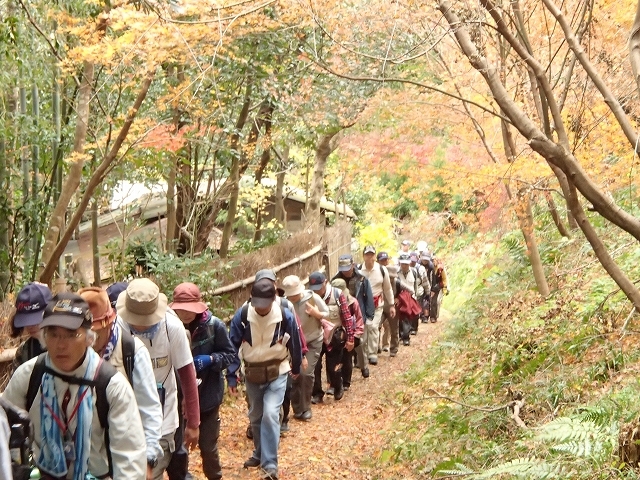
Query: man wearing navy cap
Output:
[[227, 279, 302, 480], [2, 292, 147, 479], [332, 254, 374, 378]]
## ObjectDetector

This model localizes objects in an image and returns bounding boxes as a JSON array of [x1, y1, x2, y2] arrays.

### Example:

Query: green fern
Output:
[[437, 458, 563, 479], [534, 416, 617, 461]]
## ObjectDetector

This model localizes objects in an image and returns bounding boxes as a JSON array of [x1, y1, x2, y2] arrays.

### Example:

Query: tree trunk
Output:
[[0, 134, 8, 299], [218, 83, 253, 258], [39, 70, 155, 284], [306, 131, 340, 228], [91, 199, 100, 286], [39, 61, 94, 276], [544, 191, 570, 238], [517, 191, 550, 297], [274, 146, 288, 226], [165, 154, 177, 253], [252, 104, 274, 242]]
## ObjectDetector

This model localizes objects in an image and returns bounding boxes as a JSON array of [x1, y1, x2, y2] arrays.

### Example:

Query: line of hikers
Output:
[[1, 240, 448, 480]]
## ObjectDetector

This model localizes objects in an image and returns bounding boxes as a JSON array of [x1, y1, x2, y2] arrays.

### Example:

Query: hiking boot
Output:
[[410, 330, 417, 336], [334, 388, 344, 401], [326, 387, 335, 396], [262, 467, 279, 479], [311, 395, 323, 405], [368, 357, 378, 365], [390, 349, 397, 357], [244, 457, 261, 468], [293, 410, 312, 421], [343, 384, 350, 391], [382, 347, 389, 352], [246, 425, 253, 439], [280, 421, 289, 434], [403, 339, 410, 346], [431, 317, 437, 323], [361, 367, 370, 378]]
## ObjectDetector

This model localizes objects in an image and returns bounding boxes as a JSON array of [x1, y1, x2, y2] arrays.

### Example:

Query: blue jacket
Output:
[[332, 269, 375, 321], [187, 311, 237, 412]]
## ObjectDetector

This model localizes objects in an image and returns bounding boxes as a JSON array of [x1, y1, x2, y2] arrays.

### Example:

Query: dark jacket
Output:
[[187, 311, 236, 412], [332, 269, 375, 321], [12, 337, 45, 373]]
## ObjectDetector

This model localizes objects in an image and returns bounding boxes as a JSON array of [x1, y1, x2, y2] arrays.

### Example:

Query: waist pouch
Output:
[[244, 358, 284, 384], [373, 294, 383, 308]]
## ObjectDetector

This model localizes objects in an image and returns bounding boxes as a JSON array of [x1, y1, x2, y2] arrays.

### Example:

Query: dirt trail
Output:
[[189, 311, 450, 480]]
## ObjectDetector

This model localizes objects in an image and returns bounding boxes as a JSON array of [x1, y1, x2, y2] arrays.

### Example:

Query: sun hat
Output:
[[282, 275, 305, 298], [338, 254, 354, 272], [308, 272, 326, 291], [398, 254, 412, 264], [386, 265, 399, 277], [116, 278, 168, 327], [13, 283, 53, 328], [251, 279, 277, 309], [78, 287, 116, 329], [106, 282, 128, 309], [255, 269, 277, 283], [40, 292, 93, 330], [401, 240, 411, 246], [330, 278, 355, 306], [169, 282, 208, 314]]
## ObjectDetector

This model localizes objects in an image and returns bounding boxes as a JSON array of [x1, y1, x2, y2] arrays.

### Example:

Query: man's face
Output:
[[342, 265, 355, 278], [287, 293, 302, 304], [315, 282, 327, 297], [363, 252, 375, 264], [44, 326, 88, 372], [401, 244, 410, 252], [400, 263, 410, 273], [254, 302, 274, 316], [378, 258, 389, 266]]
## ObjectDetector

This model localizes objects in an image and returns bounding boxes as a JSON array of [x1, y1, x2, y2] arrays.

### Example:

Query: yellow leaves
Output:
[[65, 151, 91, 165]]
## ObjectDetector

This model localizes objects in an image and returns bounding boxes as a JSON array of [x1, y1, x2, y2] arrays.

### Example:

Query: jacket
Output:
[[187, 311, 237, 412], [332, 269, 375, 321]]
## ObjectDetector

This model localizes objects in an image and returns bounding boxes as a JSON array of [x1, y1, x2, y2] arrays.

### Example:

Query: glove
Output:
[[443, 288, 449, 296], [193, 355, 213, 373]]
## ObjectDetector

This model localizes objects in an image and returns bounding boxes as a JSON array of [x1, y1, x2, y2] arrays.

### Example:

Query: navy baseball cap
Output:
[[308, 272, 326, 291], [338, 254, 354, 272], [106, 282, 128, 309], [13, 283, 53, 328], [377, 252, 389, 261]]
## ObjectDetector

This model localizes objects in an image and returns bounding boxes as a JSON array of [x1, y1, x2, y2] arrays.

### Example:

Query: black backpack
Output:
[[25, 354, 118, 478], [1, 396, 31, 480]]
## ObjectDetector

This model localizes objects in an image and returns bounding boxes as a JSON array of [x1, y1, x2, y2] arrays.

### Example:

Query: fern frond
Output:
[[535, 416, 617, 460], [474, 457, 563, 479], [436, 462, 475, 476]]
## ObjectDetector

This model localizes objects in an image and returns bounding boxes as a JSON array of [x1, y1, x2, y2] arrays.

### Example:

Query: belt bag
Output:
[[373, 294, 383, 308], [244, 358, 284, 384]]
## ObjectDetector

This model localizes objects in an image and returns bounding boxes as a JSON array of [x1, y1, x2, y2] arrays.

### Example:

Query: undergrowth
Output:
[[379, 192, 640, 479]]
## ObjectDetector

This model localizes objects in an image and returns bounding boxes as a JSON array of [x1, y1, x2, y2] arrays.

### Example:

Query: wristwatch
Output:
[[147, 457, 158, 469]]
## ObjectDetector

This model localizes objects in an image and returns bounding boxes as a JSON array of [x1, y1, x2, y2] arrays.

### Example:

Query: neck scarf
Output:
[[38, 349, 100, 480], [101, 322, 120, 361], [130, 321, 162, 340]]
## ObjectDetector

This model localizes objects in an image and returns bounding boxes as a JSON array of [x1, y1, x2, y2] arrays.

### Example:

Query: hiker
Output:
[[227, 278, 303, 480], [429, 256, 449, 323], [170, 282, 237, 480], [2, 292, 147, 478], [106, 282, 128, 309], [396, 239, 411, 260], [380, 264, 400, 357], [332, 254, 374, 378], [78, 286, 163, 479], [281, 275, 328, 417], [117, 278, 201, 480], [308, 271, 354, 403], [230, 270, 308, 439], [0, 400, 11, 480], [397, 254, 420, 345], [11, 283, 52, 371], [330, 278, 364, 390], [409, 252, 425, 333], [376, 252, 392, 353], [419, 253, 433, 323]]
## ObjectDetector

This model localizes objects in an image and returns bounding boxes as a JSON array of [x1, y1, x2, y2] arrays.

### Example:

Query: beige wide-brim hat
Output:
[[116, 278, 168, 327]]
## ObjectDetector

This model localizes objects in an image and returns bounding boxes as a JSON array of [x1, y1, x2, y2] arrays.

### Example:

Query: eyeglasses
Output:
[[43, 329, 84, 342]]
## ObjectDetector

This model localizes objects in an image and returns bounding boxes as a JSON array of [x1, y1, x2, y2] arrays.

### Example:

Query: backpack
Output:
[[1, 396, 31, 480], [25, 353, 118, 478], [121, 327, 135, 386]]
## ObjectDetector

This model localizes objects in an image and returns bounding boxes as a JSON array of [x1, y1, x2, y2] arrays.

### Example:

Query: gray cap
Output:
[[255, 269, 277, 283]]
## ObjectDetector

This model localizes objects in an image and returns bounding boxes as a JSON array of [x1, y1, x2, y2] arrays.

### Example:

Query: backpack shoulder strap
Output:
[[120, 327, 135, 386], [379, 264, 386, 278], [94, 359, 118, 478], [26, 353, 47, 412], [241, 303, 250, 327]]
